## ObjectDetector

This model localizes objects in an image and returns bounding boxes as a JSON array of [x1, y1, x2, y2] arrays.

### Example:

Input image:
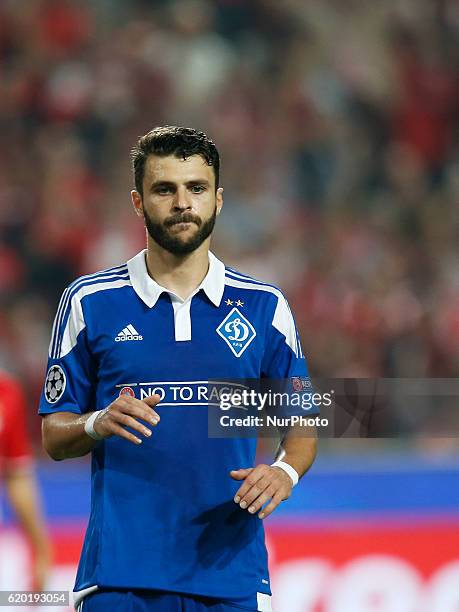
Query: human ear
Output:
[[131, 190, 144, 218], [216, 187, 224, 216]]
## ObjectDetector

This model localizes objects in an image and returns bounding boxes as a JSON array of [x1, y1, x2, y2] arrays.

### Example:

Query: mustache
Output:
[[164, 213, 202, 227]]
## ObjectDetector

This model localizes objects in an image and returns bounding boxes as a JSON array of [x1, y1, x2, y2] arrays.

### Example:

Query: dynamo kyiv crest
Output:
[[217, 307, 256, 357]]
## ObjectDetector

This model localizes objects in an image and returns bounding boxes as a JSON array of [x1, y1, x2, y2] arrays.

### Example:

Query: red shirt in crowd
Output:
[[0, 372, 32, 476]]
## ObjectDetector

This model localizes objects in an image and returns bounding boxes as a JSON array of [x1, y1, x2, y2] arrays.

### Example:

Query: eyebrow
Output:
[[149, 179, 211, 191]]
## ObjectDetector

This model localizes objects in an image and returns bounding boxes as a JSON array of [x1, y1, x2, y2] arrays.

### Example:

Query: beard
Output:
[[143, 204, 217, 255]]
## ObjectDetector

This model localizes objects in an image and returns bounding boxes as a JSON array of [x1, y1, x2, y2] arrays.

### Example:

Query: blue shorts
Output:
[[77, 590, 259, 611]]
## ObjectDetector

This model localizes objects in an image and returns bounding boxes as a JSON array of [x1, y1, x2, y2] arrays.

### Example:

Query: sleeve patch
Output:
[[44, 365, 67, 403]]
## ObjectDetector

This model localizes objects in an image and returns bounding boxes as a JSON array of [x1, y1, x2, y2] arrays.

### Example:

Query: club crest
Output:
[[216, 307, 256, 357]]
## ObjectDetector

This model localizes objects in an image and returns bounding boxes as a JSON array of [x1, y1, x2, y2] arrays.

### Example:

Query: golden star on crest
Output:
[[225, 298, 234, 306], [236, 300, 244, 307]]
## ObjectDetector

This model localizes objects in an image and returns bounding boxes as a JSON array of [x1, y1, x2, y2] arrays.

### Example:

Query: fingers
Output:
[[233, 464, 268, 503], [245, 483, 277, 514], [106, 421, 144, 445], [258, 491, 284, 519], [117, 395, 160, 425], [232, 464, 292, 519], [95, 395, 161, 443], [142, 394, 161, 408], [114, 412, 153, 439], [229, 468, 253, 480], [236, 472, 272, 508]]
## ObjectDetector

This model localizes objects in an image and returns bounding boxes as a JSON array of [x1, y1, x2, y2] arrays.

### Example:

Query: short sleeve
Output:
[[261, 292, 319, 417], [261, 293, 309, 378], [38, 285, 96, 416]]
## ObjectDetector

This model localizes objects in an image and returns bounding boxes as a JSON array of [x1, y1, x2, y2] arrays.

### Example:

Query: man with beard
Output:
[[39, 126, 317, 611]]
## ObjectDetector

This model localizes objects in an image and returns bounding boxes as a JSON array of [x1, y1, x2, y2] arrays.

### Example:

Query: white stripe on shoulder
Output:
[[225, 268, 274, 287], [224, 277, 298, 356], [53, 278, 132, 359], [49, 286, 70, 359], [285, 298, 301, 358], [50, 265, 128, 358], [69, 263, 128, 286], [50, 272, 130, 359], [224, 276, 282, 296]]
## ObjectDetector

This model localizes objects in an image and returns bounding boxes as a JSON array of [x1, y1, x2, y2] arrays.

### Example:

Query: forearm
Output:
[[42, 412, 98, 461], [42, 396, 161, 461], [274, 425, 317, 479], [5, 471, 50, 555]]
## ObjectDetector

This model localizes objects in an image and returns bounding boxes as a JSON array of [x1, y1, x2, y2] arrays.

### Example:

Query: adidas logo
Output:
[[115, 324, 143, 342]]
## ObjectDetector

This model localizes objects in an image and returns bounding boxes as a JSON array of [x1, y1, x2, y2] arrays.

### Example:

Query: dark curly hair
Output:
[[131, 125, 220, 196]]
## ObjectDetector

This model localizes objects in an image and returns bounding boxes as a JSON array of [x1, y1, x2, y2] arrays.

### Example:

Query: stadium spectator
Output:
[[0, 370, 51, 590]]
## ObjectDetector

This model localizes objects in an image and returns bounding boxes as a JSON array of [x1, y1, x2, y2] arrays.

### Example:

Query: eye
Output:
[[190, 184, 206, 194], [155, 186, 172, 195]]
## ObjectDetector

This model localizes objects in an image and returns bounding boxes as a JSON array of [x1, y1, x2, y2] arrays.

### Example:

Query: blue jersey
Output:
[[38, 250, 309, 610]]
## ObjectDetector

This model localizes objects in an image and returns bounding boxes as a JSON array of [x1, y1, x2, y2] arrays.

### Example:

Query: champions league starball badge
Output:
[[44, 365, 66, 403]]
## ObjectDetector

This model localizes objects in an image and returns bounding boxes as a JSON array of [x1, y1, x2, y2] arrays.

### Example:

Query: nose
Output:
[[173, 187, 192, 211]]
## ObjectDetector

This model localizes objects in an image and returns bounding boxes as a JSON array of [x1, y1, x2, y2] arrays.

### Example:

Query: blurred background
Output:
[[0, 0, 458, 610]]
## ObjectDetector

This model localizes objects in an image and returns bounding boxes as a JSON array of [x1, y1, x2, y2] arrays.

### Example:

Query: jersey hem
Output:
[[73, 586, 262, 611], [73, 581, 270, 609]]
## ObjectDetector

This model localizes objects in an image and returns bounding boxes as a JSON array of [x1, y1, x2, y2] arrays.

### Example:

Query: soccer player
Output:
[[0, 370, 51, 591], [39, 126, 317, 612]]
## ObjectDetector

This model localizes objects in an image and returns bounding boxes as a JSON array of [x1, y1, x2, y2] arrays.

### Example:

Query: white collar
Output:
[[127, 249, 225, 308]]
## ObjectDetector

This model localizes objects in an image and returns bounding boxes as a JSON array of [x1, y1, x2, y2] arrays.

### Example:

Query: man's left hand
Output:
[[230, 464, 294, 519]]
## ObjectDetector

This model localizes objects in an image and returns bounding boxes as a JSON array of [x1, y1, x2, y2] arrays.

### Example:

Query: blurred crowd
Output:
[[0, 0, 458, 442]]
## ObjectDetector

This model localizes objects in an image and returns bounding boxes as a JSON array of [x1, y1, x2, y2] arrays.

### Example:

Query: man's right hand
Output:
[[93, 394, 161, 444]]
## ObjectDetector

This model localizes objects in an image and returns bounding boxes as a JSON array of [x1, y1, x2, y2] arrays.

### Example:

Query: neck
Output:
[[145, 236, 211, 300]]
